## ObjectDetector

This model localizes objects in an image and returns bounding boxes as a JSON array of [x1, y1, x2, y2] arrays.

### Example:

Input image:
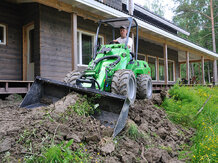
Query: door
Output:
[[23, 22, 34, 81]]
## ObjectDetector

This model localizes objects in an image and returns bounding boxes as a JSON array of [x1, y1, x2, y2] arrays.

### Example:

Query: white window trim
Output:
[[147, 55, 157, 81], [137, 53, 146, 61], [0, 24, 6, 45], [158, 58, 175, 82], [158, 58, 165, 82], [77, 30, 104, 66], [137, 53, 175, 82], [168, 59, 175, 82]]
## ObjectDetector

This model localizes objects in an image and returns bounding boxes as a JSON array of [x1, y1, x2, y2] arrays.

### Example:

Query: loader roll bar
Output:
[[94, 17, 138, 60]]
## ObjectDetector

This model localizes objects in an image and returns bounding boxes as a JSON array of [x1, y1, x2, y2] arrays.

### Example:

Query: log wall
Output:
[[0, 2, 22, 80], [39, 5, 72, 81]]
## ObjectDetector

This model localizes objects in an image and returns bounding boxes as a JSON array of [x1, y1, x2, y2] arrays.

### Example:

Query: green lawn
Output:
[[162, 85, 217, 162]]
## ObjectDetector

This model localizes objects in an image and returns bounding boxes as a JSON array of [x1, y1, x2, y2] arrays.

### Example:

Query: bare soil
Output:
[[0, 92, 194, 163]]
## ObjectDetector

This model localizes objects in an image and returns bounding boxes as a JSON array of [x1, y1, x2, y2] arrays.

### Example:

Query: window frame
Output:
[[0, 24, 7, 45], [77, 29, 104, 66], [147, 55, 157, 81], [158, 58, 165, 82], [137, 53, 146, 61], [168, 59, 175, 82]]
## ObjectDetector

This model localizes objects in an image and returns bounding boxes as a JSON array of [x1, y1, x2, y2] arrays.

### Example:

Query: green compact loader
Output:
[[20, 17, 152, 137]]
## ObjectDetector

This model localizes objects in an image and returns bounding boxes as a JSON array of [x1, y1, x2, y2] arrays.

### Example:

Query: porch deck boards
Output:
[[1, 80, 213, 95], [0, 80, 33, 94], [0, 80, 174, 95], [152, 82, 174, 91]]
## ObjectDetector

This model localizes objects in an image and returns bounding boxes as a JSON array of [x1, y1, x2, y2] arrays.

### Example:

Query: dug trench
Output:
[[0, 91, 194, 162]]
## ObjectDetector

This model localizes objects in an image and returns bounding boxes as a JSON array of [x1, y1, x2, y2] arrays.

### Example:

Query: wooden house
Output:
[[0, 0, 217, 94]]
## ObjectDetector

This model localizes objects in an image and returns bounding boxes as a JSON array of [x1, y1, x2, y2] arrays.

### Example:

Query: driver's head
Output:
[[120, 26, 127, 38]]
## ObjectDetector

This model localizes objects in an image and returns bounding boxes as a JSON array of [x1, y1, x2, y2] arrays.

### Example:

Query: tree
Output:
[[143, 0, 165, 17], [173, 0, 218, 51], [173, 0, 218, 83]]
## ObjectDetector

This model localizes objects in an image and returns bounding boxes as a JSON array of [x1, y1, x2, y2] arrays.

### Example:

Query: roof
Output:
[[122, 0, 190, 36]]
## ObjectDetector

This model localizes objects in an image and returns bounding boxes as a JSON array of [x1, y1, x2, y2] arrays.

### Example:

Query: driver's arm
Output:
[[127, 37, 133, 51]]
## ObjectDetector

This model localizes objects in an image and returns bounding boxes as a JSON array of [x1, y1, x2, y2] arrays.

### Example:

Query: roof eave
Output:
[[123, 1, 190, 36], [62, 0, 218, 59]]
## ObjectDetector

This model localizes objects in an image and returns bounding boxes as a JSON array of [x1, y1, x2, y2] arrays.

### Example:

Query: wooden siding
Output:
[[0, 2, 22, 80], [39, 5, 72, 81], [77, 16, 112, 42], [0, 2, 40, 80]]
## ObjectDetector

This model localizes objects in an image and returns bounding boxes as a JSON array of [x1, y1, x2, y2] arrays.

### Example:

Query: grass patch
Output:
[[159, 145, 173, 153], [127, 123, 145, 140], [25, 140, 90, 163], [162, 85, 217, 162], [68, 95, 100, 116]]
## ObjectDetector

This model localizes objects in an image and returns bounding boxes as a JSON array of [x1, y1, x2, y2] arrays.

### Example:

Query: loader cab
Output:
[[94, 17, 138, 60]]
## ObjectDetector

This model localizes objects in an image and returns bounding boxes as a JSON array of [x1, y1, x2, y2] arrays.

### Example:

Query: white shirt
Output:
[[116, 37, 133, 51]]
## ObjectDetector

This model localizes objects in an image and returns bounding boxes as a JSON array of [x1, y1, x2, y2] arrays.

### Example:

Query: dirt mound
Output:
[[0, 92, 194, 162]]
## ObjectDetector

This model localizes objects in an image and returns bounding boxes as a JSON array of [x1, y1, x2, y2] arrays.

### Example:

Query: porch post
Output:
[[164, 43, 168, 84], [186, 51, 190, 84], [213, 60, 217, 84], [72, 13, 77, 70], [201, 56, 205, 85], [179, 63, 181, 78], [157, 57, 159, 81]]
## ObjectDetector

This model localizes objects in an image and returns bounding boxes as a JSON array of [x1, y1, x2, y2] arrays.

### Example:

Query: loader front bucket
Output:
[[20, 76, 130, 137]]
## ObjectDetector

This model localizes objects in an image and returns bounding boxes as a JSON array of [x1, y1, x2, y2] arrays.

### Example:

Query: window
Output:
[[148, 56, 157, 81], [168, 60, 174, 81], [138, 54, 146, 61], [77, 30, 104, 65], [28, 28, 34, 63], [159, 58, 165, 81], [0, 24, 6, 45]]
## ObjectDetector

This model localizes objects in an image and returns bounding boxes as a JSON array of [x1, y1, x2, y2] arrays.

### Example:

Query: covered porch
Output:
[[0, 0, 217, 95]]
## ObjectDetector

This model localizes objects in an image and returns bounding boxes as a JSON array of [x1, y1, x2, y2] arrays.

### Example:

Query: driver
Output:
[[113, 26, 133, 51]]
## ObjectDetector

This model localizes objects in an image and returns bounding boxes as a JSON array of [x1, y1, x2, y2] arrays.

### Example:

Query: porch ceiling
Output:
[[60, 0, 218, 60], [178, 51, 202, 62], [12, 0, 218, 60]]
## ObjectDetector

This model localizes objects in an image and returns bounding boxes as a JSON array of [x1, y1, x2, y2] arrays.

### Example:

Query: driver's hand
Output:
[[113, 40, 118, 42]]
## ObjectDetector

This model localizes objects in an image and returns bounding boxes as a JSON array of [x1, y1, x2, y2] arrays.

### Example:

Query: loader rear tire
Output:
[[64, 71, 81, 85], [111, 69, 136, 105], [136, 74, 152, 99]]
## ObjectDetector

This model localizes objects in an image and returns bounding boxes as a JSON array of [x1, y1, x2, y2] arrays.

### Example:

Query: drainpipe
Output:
[[128, 0, 134, 15]]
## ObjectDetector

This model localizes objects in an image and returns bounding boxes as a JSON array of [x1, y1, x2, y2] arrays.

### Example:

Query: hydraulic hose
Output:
[[93, 55, 121, 66], [93, 55, 121, 91]]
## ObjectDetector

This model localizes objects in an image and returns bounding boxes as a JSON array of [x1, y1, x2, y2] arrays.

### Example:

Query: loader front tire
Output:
[[111, 70, 136, 105], [64, 71, 81, 85], [136, 74, 152, 99]]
